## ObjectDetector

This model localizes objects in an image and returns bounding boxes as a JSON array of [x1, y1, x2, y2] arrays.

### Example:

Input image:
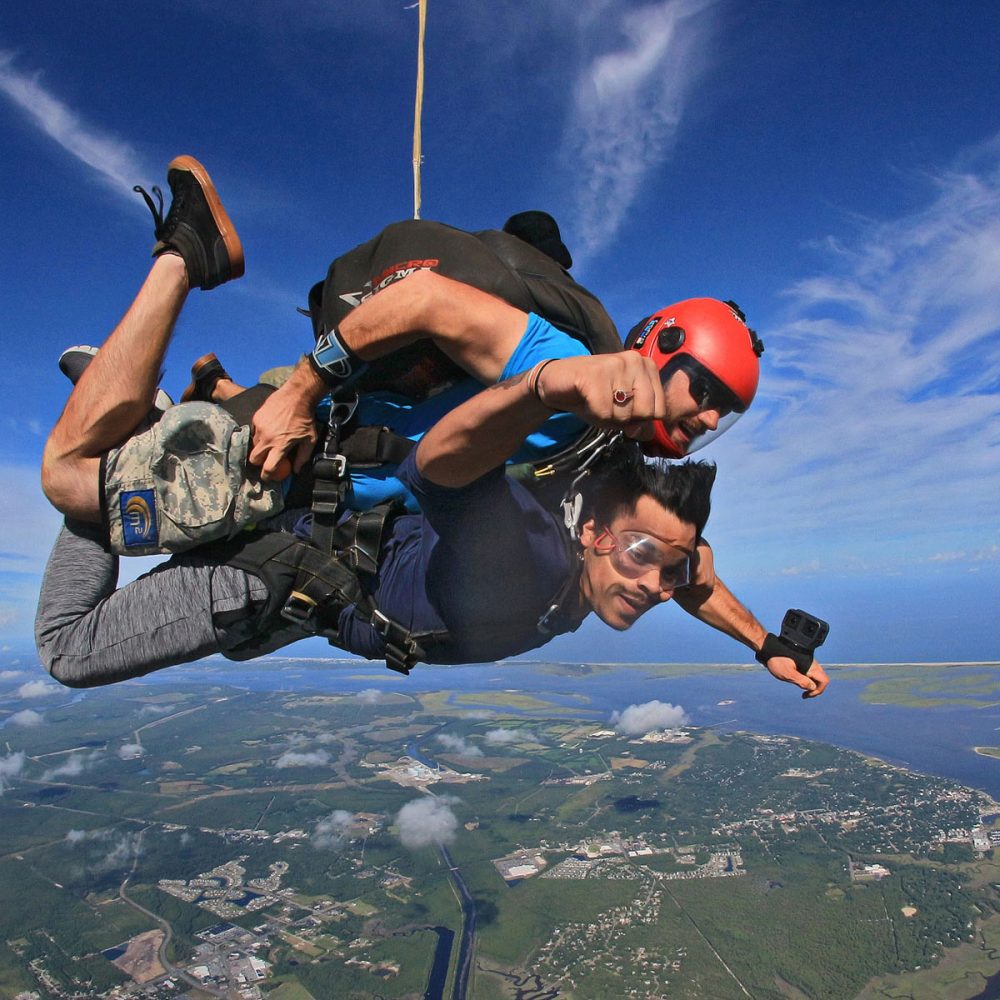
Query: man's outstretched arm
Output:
[[250, 271, 531, 479], [415, 351, 665, 487], [673, 541, 829, 699]]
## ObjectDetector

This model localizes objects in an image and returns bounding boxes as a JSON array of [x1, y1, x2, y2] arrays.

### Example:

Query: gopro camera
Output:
[[780, 609, 829, 654]]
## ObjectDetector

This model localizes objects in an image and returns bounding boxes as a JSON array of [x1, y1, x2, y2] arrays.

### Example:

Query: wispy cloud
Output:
[[139, 703, 174, 716], [8, 709, 43, 727], [710, 137, 1000, 575], [0, 50, 146, 198], [563, 0, 718, 261], [484, 727, 535, 746], [41, 750, 103, 780], [18, 678, 60, 699], [0, 751, 26, 794], [312, 809, 356, 850], [436, 733, 483, 758], [65, 827, 144, 873], [274, 749, 330, 769]]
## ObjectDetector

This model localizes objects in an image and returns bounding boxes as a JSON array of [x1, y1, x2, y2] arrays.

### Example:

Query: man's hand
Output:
[[537, 354, 665, 438], [249, 358, 325, 481], [763, 655, 829, 699]]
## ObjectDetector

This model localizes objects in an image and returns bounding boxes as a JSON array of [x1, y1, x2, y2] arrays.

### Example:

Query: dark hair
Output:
[[585, 439, 716, 539]]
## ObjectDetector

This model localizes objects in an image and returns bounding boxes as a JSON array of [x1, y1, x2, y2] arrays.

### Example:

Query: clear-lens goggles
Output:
[[595, 527, 691, 590], [657, 356, 747, 455]]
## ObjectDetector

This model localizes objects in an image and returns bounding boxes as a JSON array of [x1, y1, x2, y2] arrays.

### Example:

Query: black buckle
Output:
[[313, 453, 347, 481], [372, 610, 417, 675], [281, 591, 319, 632]]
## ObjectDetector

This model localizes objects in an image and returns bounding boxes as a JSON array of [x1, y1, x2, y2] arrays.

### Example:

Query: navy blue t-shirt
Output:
[[333, 450, 586, 664]]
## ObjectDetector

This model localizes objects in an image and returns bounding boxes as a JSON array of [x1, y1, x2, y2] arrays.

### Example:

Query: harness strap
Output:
[[210, 505, 437, 675], [310, 413, 350, 556], [340, 424, 415, 468], [280, 542, 366, 636], [332, 501, 406, 576]]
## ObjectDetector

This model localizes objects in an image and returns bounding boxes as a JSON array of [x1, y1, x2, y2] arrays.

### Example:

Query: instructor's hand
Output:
[[764, 655, 830, 699], [249, 360, 323, 481]]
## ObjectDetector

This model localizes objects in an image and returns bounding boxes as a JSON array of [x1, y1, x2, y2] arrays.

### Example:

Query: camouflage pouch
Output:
[[103, 402, 285, 556]]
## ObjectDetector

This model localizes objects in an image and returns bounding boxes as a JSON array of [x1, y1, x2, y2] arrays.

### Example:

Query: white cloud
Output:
[[312, 810, 356, 850], [436, 734, 483, 758], [0, 751, 26, 794], [0, 51, 147, 198], [117, 743, 145, 759], [8, 709, 43, 727], [63, 826, 143, 871], [611, 699, 688, 736], [139, 703, 174, 716], [484, 728, 532, 746], [274, 749, 330, 769], [354, 688, 381, 704], [93, 832, 144, 873], [709, 137, 1000, 575], [395, 796, 460, 849], [0, 670, 25, 680], [42, 750, 102, 780], [929, 545, 1000, 564], [18, 679, 60, 699], [563, 0, 718, 261]]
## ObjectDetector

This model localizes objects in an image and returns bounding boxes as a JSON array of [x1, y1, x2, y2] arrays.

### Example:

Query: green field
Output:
[[2, 676, 999, 998]]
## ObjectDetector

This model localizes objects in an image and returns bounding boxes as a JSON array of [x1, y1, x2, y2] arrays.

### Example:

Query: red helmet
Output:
[[625, 298, 764, 458]]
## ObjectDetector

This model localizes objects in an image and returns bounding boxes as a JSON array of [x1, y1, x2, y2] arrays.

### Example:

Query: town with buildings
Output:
[[5, 716, 1000, 1000]]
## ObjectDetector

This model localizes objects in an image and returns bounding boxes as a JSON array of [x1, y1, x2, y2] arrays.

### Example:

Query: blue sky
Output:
[[0, 0, 997, 664]]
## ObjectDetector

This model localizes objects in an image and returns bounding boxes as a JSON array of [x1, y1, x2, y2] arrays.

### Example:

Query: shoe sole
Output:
[[181, 352, 231, 403], [168, 155, 245, 282]]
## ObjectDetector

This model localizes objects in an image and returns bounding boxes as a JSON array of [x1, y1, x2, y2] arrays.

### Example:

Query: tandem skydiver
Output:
[[36, 155, 828, 694]]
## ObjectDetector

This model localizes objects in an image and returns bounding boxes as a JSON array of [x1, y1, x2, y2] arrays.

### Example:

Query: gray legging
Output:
[[35, 519, 274, 687]]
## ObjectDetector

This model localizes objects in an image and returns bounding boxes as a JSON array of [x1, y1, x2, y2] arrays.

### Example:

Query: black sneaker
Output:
[[57, 345, 173, 413], [58, 345, 99, 385], [133, 155, 244, 291]]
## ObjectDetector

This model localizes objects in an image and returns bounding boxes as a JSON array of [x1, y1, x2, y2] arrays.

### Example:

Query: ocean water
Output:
[[5, 653, 1000, 798], [133, 657, 1000, 799]]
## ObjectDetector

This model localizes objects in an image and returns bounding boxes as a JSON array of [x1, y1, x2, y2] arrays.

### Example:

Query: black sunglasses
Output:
[[688, 372, 734, 416]]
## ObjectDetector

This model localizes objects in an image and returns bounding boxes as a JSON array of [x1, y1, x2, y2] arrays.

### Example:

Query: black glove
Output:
[[755, 633, 813, 675]]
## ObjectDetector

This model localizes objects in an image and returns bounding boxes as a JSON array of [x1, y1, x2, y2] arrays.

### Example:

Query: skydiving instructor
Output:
[[36, 155, 829, 697]]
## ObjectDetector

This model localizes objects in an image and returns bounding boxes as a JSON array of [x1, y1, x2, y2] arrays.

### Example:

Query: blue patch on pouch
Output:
[[120, 489, 158, 548]]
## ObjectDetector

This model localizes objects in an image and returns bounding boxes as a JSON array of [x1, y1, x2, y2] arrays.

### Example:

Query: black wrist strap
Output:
[[310, 326, 367, 387], [755, 633, 813, 675]]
